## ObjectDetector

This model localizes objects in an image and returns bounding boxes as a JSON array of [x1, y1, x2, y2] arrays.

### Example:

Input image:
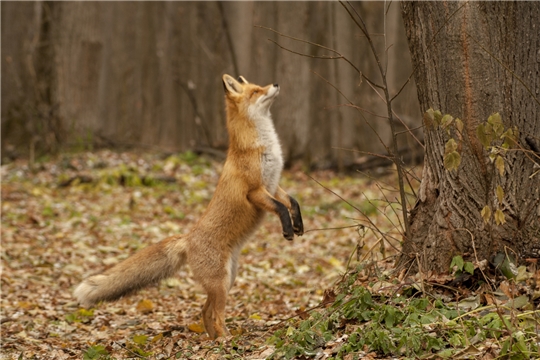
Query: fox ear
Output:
[[222, 74, 243, 95], [237, 76, 249, 84]]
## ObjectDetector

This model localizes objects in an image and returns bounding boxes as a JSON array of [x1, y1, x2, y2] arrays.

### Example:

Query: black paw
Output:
[[293, 216, 304, 236], [293, 223, 304, 236], [283, 231, 294, 241]]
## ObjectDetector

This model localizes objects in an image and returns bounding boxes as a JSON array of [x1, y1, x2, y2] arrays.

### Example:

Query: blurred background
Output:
[[2, 1, 422, 171]]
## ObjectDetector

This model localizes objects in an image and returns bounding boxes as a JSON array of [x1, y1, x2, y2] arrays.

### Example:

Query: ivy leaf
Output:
[[433, 109, 443, 125], [495, 155, 505, 176], [501, 127, 518, 149], [487, 112, 504, 137], [494, 209, 506, 225], [496, 185, 504, 203], [450, 255, 464, 272], [444, 138, 458, 154], [444, 151, 461, 172], [424, 108, 435, 128], [464, 262, 475, 275], [455, 118, 464, 134], [481, 205, 492, 223], [476, 123, 492, 148], [440, 114, 454, 129]]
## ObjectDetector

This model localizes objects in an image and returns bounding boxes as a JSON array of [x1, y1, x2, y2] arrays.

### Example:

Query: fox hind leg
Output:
[[201, 283, 230, 339]]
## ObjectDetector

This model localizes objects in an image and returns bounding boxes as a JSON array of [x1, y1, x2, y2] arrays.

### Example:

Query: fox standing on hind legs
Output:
[[74, 74, 304, 339]]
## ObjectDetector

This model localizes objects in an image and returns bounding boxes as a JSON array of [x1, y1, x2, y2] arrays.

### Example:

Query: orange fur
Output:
[[74, 74, 303, 338]]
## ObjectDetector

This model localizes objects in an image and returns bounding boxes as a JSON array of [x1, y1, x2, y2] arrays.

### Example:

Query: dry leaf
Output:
[[187, 322, 205, 334], [136, 299, 154, 314]]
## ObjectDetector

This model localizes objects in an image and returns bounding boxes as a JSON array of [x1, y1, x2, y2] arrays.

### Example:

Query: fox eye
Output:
[[252, 90, 259, 97]]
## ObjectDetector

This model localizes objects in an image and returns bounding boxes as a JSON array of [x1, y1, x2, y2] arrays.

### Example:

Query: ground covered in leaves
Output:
[[2, 151, 539, 359], [1, 150, 401, 359]]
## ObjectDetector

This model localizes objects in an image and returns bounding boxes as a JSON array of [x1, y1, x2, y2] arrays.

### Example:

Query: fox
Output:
[[74, 74, 304, 339]]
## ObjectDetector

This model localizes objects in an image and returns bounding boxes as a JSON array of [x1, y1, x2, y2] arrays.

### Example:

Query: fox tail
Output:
[[74, 235, 187, 308]]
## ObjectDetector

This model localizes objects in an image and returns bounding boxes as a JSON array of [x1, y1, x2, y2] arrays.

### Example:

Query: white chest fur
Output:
[[249, 110, 283, 195]]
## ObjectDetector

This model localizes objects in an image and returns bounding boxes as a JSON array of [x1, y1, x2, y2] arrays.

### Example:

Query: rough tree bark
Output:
[[398, 1, 540, 272]]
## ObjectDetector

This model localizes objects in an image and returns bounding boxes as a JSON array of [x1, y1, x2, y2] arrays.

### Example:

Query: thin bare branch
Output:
[[256, 25, 384, 90], [394, 125, 424, 136], [364, 76, 425, 149], [330, 147, 395, 161], [311, 70, 391, 155], [341, 0, 411, 239], [304, 225, 362, 234], [326, 103, 389, 120], [267, 39, 342, 61], [376, 183, 405, 235], [307, 174, 396, 246]]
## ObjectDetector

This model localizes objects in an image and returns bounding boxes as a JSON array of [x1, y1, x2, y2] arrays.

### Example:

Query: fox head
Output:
[[222, 74, 279, 116]]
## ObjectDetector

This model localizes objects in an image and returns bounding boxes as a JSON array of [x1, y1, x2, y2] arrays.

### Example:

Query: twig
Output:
[[0, 317, 14, 324], [311, 70, 391, 156], [304, 224, 363, 234], [363, 72, 425, 149], [375, 183, 405, 236], [113, 341, 148, 359], [255, 25, 384, 90], [340, 0, 411, 239], [326, 103, 389, 119], [176, 80, 213, 147], [217, 2, 239, 77], [306, 173, 395, 248]]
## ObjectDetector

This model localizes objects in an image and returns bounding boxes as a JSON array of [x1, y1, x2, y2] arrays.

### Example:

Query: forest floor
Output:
[[1, 150, 405, 359], [3, 151, 538, 360]]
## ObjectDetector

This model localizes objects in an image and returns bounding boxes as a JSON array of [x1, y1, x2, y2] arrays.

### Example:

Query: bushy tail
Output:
[[74, 235, 187, 308]]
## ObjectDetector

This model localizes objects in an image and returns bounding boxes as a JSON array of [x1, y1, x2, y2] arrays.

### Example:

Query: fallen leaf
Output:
[[187, 322, 205, 334], [136, 299, 154, 314]]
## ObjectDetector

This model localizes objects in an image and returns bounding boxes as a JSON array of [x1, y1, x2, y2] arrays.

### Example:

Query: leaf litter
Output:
[[1, 150, 401, 359], [2, 150, 538, 359]]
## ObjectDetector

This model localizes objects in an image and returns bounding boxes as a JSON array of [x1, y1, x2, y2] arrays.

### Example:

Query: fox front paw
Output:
[[293, 222, 304, 236], [283, 230, 294, 241]]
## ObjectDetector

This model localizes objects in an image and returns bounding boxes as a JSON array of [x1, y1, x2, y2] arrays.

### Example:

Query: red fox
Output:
[[74, 74, 303, 339]]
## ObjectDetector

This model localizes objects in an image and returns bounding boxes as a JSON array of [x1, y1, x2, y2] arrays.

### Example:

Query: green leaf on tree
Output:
[[444, 151, 461, 172], [487, 112, 504, 137], [501, 127, 518, 149], [496, 185, 504, 203], [444, 138, 458, 154], [481, 205, 492, 223], [433, 109, 443, 125], [455, 118, 464, 134], [476, 123, 492, 148], [440, 114, 454, 129], [424, 108, 435, 128], [494, 209, 506, 225], [495, 155, 505, 176]]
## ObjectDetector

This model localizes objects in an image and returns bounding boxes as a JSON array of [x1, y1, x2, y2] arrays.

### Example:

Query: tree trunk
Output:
[[398, 1, 540, 272], [1, 2, 421, 169]]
